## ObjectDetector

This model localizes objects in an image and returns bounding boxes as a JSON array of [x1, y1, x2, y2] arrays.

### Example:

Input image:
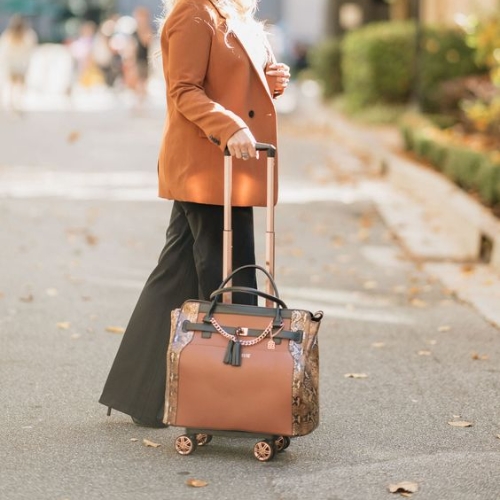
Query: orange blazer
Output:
[[157, 0, 282, 207]]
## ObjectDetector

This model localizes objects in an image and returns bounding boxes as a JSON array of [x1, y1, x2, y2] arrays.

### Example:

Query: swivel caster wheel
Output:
[[274, 436, 291, 452], [175, 435, 197, 456], [253, 440, 276, 462], [195, 434, 213, 446]]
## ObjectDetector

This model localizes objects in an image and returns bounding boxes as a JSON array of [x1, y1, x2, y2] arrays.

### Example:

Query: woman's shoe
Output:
[[131, 416, 168, 428]]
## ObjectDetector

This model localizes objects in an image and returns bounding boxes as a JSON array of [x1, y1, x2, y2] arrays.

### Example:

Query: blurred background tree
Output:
[[0, 0, 115, 41]]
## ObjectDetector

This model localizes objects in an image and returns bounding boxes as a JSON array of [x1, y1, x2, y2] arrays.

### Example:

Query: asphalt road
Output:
[[1, 103, 499, 500]]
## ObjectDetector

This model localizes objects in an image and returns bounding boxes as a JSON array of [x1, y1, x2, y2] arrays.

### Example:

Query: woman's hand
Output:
[[266, 63, 291, 95], [226, 128, 258, 161]]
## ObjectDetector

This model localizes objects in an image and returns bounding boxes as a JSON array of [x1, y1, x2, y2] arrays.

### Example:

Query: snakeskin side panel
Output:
[[164, 301, 200, 425], [289, 310, 320, 436]]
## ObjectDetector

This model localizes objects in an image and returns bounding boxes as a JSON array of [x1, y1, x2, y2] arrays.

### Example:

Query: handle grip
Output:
[[224, 142, 276, 158]]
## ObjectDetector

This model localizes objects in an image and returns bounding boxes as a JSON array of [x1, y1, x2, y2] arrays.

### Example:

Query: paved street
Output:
[[1, 93, 499, 500]]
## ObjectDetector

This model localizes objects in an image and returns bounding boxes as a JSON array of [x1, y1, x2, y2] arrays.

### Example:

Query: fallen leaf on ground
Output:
[[19, 294, 34, 303], [70, 334, 81, 340], [448, 421, 473, 428], [331, 236, 344, 248], [461, 264, 475, 274], [417, 350, 432, 356], [106, 326, 125, 334], [130, 438, 138, 442], [359, 213, 374, 229], [471, 352, 489, 361], [57, 322, 71, 329], [372, 342, 385, 348], [344, 373, 368, 379], [388, 482, 418, 495], [143, 439, 161, 448], [410, 298, 427, 308], [186, 479, 208, 488], [407, 286, 422, 296], [0, 292, 5, 299], [427, 340, 437, 346], [438, 325, 451, 332], [46, 288, 59, 297], [496, 435, 500, 439], [86, 233, 99, 246], [67, 131, 80, 143]]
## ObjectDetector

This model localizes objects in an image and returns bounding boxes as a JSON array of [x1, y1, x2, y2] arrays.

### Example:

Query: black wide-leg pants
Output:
[[99, 201, 257, 425]]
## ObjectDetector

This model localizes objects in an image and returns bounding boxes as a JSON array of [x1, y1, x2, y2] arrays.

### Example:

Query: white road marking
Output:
[[0, 168, 383, 204]]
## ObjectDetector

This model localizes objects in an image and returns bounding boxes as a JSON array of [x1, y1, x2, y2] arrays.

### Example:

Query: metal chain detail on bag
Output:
[[209, 317, 280, 346]]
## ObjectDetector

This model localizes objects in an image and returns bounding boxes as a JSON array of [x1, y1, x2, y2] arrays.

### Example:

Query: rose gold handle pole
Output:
[[265, 155, 275, 307], [223, 152, 232, 304]]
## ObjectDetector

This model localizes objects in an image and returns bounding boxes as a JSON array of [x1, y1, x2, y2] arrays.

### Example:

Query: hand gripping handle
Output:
[[224, 142, 276, 158]]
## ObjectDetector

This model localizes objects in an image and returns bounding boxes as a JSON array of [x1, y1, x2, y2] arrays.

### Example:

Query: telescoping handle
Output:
[[223, 142, 277, 305]]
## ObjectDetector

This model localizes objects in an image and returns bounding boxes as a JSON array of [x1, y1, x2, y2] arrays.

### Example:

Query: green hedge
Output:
[[340, 21, 479, 111], [309, 38, 343, 98], [401, 119, 500, 206]]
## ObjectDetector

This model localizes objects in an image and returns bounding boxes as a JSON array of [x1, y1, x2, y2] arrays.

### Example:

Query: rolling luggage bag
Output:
[[163, 143, 323, 461]]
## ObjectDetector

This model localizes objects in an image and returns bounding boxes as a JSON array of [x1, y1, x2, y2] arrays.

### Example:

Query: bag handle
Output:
[[209, 286, 287, 310], [217, 264, 280, 299], [204, 265, 285, 327]]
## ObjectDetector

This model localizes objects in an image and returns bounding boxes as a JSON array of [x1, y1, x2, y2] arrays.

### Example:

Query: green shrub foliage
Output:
[[401, 118, 500, 206], [341, 21, 479, 111], [309, 38, 343, 98]]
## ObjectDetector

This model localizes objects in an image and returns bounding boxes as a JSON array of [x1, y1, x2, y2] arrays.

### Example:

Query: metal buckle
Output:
[[235, 327, 249, 336]]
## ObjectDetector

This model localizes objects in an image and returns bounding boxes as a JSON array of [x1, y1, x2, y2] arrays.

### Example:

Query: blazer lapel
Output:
[[207, 0, 273, 99]]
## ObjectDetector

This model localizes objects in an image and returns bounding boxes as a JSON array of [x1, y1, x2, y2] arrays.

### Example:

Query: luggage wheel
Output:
[[253, 439, 276, 462], [175, 434, 197, 456], [195, 433, 213, 446], [274, 436, 291, 453]]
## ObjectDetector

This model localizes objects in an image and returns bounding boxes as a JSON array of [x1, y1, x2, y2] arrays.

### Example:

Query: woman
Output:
[[0, 14, 37, 111], [99, 0, 290, 427]]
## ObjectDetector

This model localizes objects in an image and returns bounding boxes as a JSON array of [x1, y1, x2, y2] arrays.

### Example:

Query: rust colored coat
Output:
[[157, 0, 282, 207]]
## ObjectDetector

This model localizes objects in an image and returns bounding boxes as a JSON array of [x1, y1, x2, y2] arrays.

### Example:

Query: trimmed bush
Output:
[[442, 146, 485, 189], [309, 38, 343, 98], [341, 21, 479, 111], [401, 117, 500, 206], [477, 158, 500, 205], [342, 21, 414, 110]]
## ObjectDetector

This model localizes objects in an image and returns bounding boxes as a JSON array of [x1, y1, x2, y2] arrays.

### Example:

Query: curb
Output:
[[315, 106, 500, 274]]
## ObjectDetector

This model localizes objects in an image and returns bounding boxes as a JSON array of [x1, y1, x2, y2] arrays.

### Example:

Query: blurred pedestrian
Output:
[[131, 6, 153, 109], [93, 15, 123, 89], [99, 0, 290, 427], [0, 14, 38, 112], [69, 21, 103, 89]]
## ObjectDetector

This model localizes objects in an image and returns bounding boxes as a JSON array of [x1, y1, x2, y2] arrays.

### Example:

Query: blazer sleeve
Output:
[[163, 1, 248, 150]]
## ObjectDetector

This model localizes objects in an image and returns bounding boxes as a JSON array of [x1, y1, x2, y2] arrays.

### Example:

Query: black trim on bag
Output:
[[181, 320, 304, 344]]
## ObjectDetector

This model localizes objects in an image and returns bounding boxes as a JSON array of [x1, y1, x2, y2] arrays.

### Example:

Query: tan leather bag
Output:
[[164, 265, 322, 437]]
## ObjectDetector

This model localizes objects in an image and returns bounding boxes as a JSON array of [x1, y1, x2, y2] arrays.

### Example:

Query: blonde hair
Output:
[[162, 0, 259, 22]]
